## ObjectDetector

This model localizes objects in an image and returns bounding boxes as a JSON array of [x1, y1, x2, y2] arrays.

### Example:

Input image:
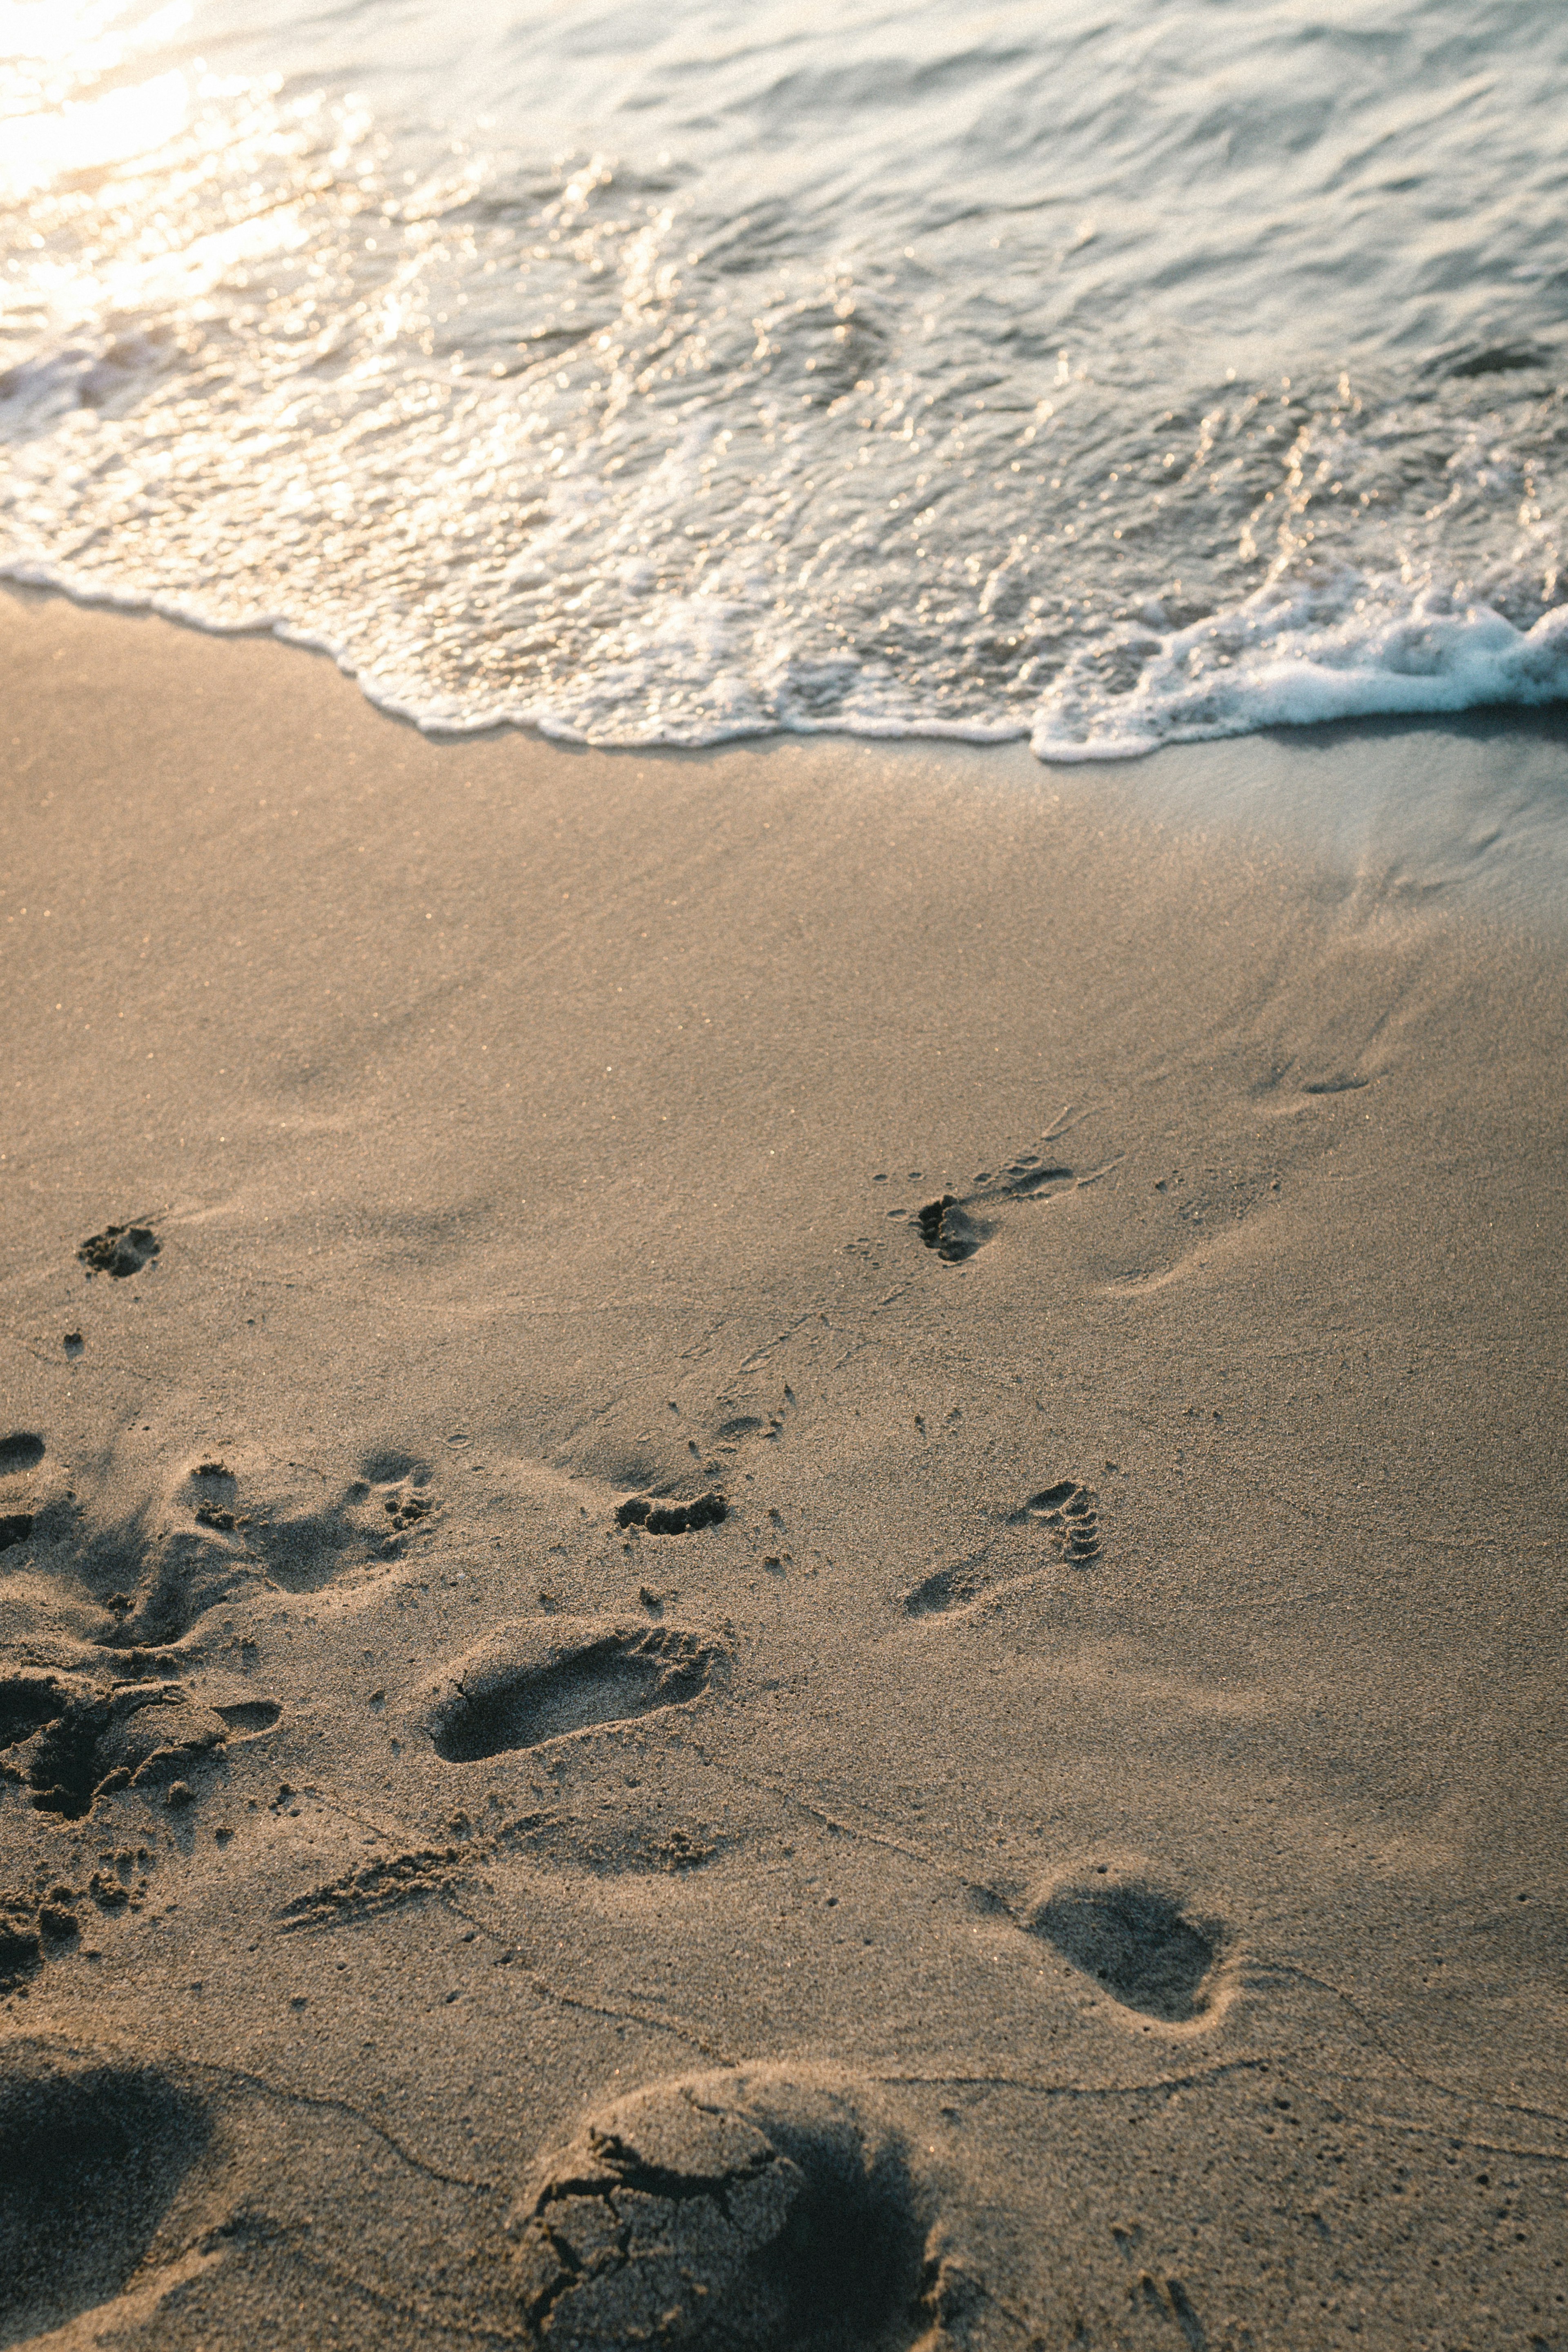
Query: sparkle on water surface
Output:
[[1, 0, 1565, 755]]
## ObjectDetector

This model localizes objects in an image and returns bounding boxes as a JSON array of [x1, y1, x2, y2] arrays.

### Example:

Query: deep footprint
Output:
[[616, 1491, 727, 1535], [0, 2048, 209, 2342], [432, 1628, 720, 1761], [913, 1196, 991, 1263], [1025, 1866, 1221, 2023], [0, 1434, 45, 1474], [77, 1224, 160, 1278], [509, 2067, 931, 2352], [2, 1678, 231, 1820]]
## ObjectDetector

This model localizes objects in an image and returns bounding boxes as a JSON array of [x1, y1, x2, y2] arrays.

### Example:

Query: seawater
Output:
[[2, 0, 1565, 759]]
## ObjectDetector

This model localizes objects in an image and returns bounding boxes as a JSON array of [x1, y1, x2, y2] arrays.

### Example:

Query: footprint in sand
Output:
[[1024, 1862, 1227, 2025], [508, 2065, 947, 2352], [0, 1668, 280, 1822], [426, 1619, 727, 1762], [615, 1490, 727, 1535], [77, 1224, 161, 1279], [0, 1434, 45, 1556], [903, 1479, 1102, 1616], [901, 1555, 993, 1617], [0, 2046, 209, 2343], [912, 1156, 1077, 1264], [1007, 1480, 1101, 1562], [2, 1446, 445, 1651]]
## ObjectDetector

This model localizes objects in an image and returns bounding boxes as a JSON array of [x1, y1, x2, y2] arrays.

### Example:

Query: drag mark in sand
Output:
[[276, 1843, 478, 1933]]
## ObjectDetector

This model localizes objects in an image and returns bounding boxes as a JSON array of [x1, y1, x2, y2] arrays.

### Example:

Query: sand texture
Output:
[[2, 588, 1566, 2350]]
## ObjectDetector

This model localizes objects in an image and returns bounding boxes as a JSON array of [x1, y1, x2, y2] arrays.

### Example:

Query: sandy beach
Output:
[[2, 583, 1566, 2350]]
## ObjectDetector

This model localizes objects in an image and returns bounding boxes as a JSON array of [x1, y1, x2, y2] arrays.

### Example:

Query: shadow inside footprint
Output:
[[902, 1560, 988, 1617], [433, 1629, 717, 1761], [1008, 1481, 1100, 1561], [0, 2049, 208, 2342], [1025, 1869, 1220, 2023], [616, 1492, 727, 1535], [20, 1684, 228, 1820], [77, 1225, 160, 1279], [1006, 1163, 1074, 1198], [913, 1197, 991, 1263], [510, 2067, 929, 2352], [0, 1675, 75, 1753], [0, 1435, 45, 1475]]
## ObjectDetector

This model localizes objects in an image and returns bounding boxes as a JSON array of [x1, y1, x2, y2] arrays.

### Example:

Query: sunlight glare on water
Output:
[[0, 0, 1564, 758]]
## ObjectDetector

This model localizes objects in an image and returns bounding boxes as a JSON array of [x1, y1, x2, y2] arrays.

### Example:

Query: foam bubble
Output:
[[1030, 581, 1568, 763]]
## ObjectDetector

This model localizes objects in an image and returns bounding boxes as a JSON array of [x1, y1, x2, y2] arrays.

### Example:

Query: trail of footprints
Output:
[[0, 1202, 1231, 2349]]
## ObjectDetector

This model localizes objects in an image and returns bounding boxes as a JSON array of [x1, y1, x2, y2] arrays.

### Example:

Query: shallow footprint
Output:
[[1007, 1481, 1100, 1562], [1024, 1862, 1225, 2025], [508, 2065, 934, 2352], [428, 1621, 726, 1762]]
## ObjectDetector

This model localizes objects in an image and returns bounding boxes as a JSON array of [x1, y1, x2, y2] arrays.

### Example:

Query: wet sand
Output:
[[2, 586, 1566, 2350]]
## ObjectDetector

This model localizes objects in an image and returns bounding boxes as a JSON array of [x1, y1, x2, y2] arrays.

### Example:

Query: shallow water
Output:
[[2, 0, 1565, 756]]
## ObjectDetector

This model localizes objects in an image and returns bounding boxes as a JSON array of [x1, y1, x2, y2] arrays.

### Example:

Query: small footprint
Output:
[[1008, 1480, 1101, 1561], [77, 1225, 160, 1279], [615, 1491, 727, 1535], [1024, 1862, 1225, 2024], [913, 1158, 1076, 1264], [913, 1196, 992, 1263], [429, 1623, 725, 1761], [0, 1434, 45, 1475]]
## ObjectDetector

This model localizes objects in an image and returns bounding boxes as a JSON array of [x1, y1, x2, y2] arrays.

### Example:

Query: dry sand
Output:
[[2, 584, 1566, 2350]]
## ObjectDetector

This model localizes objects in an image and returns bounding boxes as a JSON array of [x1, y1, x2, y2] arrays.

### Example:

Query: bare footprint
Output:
[[508, 2066, 938, 2351], [0, 2047, 209, 2342], [1024, 1862, 1228, 2025], [1008, 1480, 1101, 1561], [0, 1669, 277, 1822], [615, 1491, 727, 1535], [77, 1225, 160, 1279], [913, 1196, 992, 1264], [427, 1620, 727, 1762], [912, 1156, 1076, 1265]]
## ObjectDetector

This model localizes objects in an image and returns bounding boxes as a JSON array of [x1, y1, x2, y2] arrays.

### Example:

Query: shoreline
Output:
[[2, 584, 1566, 2349]]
